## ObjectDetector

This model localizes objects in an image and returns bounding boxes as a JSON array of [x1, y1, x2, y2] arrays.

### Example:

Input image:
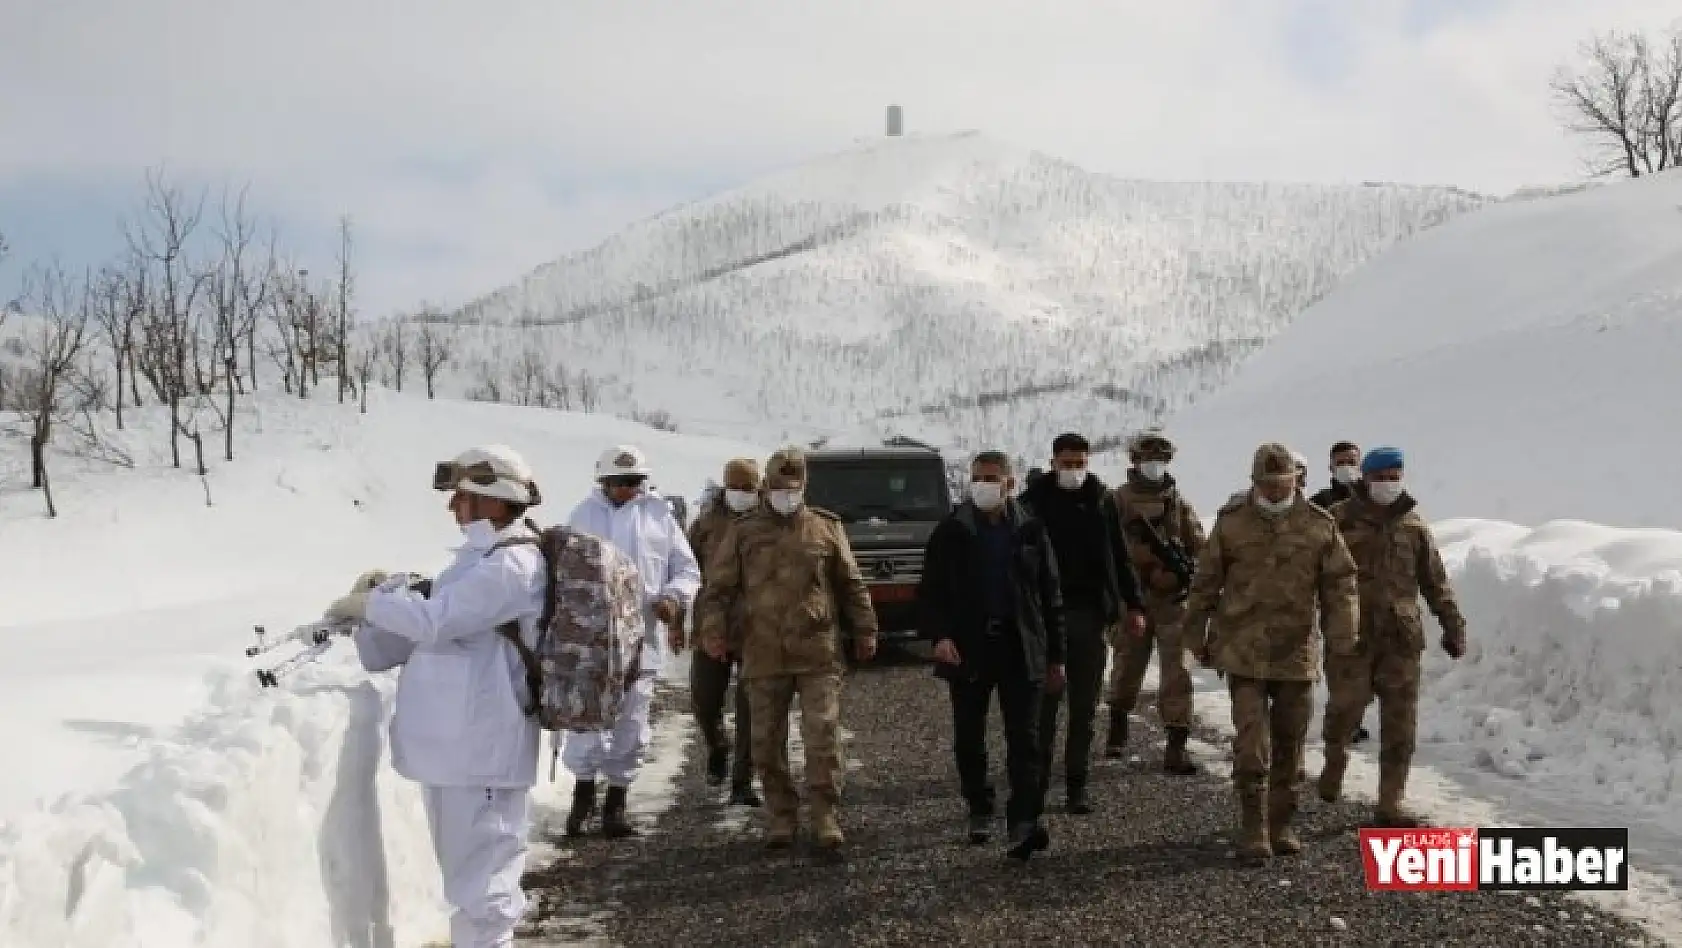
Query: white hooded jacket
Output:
[[361, 518, 547, 788], [567, 487, 700, 676]]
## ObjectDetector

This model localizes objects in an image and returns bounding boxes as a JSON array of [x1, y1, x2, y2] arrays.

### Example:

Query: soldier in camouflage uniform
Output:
[[1105, 429, 1206, 774], [696, 447, 879, 850], [687, 458, 764, 806], [1319, 446, 1467, 827], [1184, 442, 1360, 865]]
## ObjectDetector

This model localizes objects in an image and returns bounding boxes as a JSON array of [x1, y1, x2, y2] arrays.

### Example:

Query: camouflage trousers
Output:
[[1322, 645, 1421, 811], [1227, 675, 1313, 799], [745, 673, 843, 819], [1107, 600, 1193, 729]]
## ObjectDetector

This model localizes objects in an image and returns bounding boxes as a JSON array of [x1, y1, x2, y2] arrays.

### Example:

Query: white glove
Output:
[[326, 589, 371, 621], [349, 570, 391, 594]]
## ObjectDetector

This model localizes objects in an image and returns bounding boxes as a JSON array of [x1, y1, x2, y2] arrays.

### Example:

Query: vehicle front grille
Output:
[[853, 548, 924, 585]]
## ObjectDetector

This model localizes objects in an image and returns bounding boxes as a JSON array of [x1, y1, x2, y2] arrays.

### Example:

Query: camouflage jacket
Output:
[[1181, 491, 1359, 681], [1112, 472, 1206, 605], [1330, 490, 1467, 653], [695, 504, 879, 679], [687, 501, 748, 649]]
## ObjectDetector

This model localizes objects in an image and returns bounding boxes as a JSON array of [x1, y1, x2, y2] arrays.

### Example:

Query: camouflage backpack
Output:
[[491, 520, 646, 732]]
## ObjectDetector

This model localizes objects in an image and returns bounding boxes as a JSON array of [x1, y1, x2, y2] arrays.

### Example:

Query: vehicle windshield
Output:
[[805, 461, 949, 522]]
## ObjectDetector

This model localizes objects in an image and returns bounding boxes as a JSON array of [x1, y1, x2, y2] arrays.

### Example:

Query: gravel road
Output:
[[518, 647, 1663, 947]]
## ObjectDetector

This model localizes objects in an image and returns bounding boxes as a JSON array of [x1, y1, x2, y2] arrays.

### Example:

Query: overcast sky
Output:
[[1, 0, 1676, 317]]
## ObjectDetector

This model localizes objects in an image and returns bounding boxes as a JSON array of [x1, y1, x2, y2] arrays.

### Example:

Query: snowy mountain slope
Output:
[[441, 132, 1488, 456], [1164, 169, 1682, 528], [0, 390, 764, 947]]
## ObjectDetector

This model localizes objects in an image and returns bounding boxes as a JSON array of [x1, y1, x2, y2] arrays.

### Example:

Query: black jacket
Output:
[[917, 500, 1065, 684], [1309, 480, 1357, 510], [1018, 471, 1145, 623]]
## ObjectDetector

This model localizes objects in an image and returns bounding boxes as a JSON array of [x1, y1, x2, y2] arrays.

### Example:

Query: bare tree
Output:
[[19, 264, 92, 517], [90, 258, 145, 429], [1553, 25, 1682, 177], [416, 318, 451, 399], [206, 186, 269, 461], [382, 317, 409, 392], [578, 371, 602, 412], [354, 331, 379, 414], [125, 168, 207, 469], [335, 216, 354, 403]]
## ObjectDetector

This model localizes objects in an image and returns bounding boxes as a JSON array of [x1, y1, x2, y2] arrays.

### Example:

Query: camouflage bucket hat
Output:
[[765, 447, 807, 489], [1251, 442, 1298, 483]]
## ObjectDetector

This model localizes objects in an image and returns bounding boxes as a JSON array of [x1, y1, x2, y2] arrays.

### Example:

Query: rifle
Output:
[[1128, 515, 1195, 603], [244, 573, 432, 688]]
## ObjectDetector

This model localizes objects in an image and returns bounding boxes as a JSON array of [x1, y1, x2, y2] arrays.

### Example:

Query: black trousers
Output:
[[690, 648, 753, 787], [1039, 605, 1107, 794], [949, 623, 1045, 825]]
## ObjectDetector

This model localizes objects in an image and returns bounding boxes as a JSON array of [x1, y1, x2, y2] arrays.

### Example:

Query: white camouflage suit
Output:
[[562, 485, 701, 786], [353, 517, 546, 948]]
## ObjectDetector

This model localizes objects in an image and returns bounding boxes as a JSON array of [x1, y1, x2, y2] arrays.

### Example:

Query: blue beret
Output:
[[1361, 446, 1404, 474]]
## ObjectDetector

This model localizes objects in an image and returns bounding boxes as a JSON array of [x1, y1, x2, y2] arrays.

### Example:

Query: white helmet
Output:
[[433, 444, 541, 506], [595, 444, 651, 480]]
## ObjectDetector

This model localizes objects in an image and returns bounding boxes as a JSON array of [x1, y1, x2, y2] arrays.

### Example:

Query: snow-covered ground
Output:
[[0, 389, 763, 947]]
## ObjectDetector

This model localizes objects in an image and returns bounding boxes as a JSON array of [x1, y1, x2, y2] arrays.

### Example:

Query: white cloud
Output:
[[2, 0, 1677, 313]]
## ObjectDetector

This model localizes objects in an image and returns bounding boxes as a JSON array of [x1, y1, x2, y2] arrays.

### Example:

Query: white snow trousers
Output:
[[421, 785, 531, 948], [561, 675, 656, 786]]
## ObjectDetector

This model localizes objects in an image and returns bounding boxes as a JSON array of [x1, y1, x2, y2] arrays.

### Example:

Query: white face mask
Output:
[[1254, 492, 1294, 517], [724, 489, 758, 513], [969, 481, 1005, 511], [1056, 467, 1086, 490], [1368, 480, 1405, 505], [1333, 465, 1359, 485], [1139, 461, 1168, 481], [767, 489, 803, 516]]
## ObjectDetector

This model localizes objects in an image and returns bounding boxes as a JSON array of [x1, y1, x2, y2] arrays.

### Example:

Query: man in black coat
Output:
[[919, 450, 1065, 861], [1019, 432, 1147, 814]]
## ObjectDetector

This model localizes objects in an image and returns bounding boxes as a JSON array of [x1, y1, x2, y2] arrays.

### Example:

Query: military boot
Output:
[[1235, 788, 1272, 866], [1163, 727, 1198, 775], [1269, 789, 1302, 855], [1104, 709, 1129, 758], [811, 799, 845, 849], [564, 780, 597, 837], [1372, 768, 1422, 827], [706, 745, 729, 786], [601, 786, 639, 839], [765, 808, 797, 849], [1318, 751, 1347, 803]]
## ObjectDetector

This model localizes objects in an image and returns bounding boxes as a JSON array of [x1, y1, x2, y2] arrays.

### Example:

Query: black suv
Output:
[[803, 443, 953, 646]]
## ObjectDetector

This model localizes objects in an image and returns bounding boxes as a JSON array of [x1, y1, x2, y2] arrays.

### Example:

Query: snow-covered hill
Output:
[[440, 132, 1487, 456], [0, 390, 763, 947], [1165, 168, 1682, 528]]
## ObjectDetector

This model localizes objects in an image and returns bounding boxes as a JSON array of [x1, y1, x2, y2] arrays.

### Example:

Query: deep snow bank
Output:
[[1422, 519, 1682, 819], [0, 661, 439, 948], [0, 389, 764, 946]]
